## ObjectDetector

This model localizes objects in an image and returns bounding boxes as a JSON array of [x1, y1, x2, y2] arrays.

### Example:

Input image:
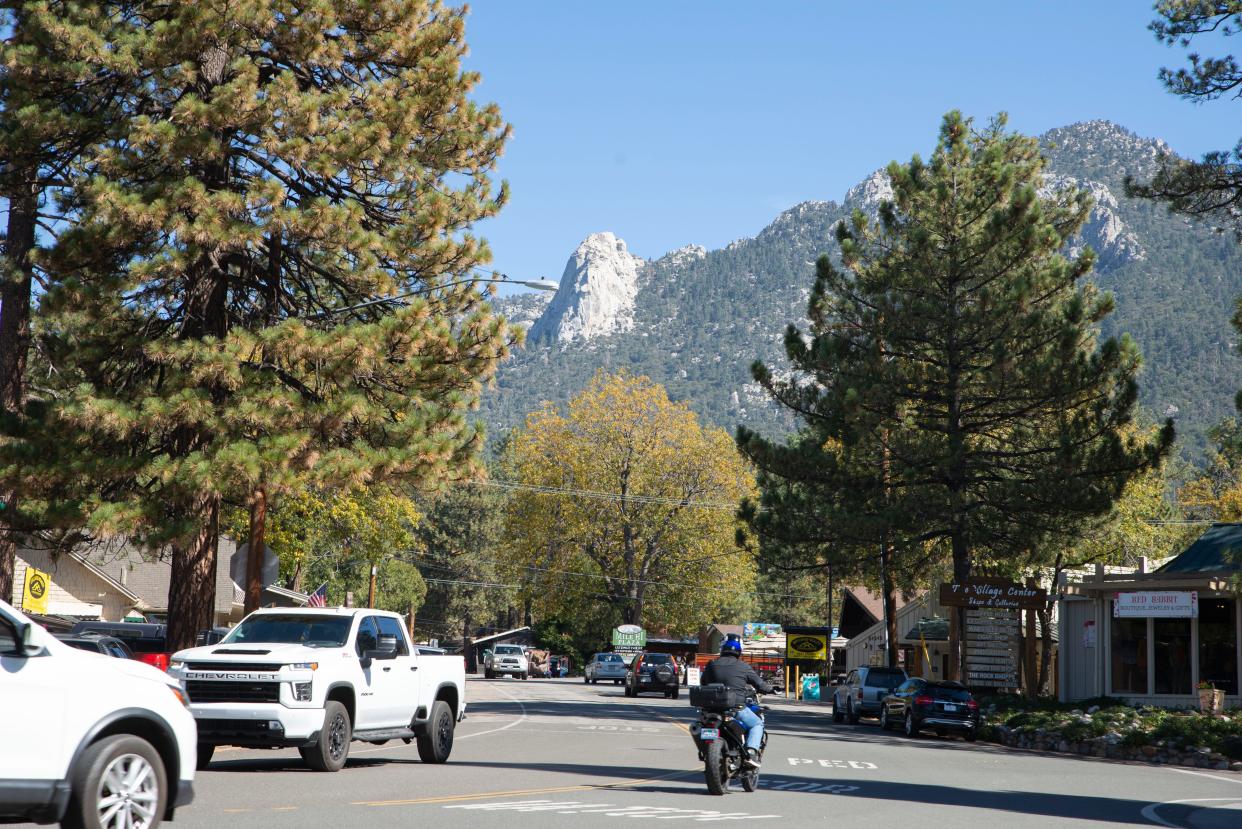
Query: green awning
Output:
[[1156, 523, 1242, 574]]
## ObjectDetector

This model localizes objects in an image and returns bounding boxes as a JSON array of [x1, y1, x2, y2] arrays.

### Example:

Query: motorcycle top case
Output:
[[690, 682, 748, 711]]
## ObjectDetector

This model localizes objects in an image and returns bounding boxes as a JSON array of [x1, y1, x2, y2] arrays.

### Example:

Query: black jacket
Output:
[[701, 653, 773, 695]]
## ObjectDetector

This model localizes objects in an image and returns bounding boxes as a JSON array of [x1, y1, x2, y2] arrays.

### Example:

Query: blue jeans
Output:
[[734, 705, 764, 751]]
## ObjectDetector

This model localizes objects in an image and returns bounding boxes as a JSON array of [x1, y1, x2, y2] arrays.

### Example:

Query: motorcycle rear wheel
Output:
[[703, 740, 729, 796]]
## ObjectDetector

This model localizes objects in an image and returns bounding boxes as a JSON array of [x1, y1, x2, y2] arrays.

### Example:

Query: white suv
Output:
[[0, 600, 197, 829]]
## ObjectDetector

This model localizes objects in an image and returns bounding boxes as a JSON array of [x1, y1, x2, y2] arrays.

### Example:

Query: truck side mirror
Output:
[[366, 634, 399, 661]]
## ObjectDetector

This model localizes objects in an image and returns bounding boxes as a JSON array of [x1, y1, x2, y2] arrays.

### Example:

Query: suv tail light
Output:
[[137, 652, 170, 672], [913, 694, 933, 706], [855, 688, 863, 700], [966, 699, 979, 711]]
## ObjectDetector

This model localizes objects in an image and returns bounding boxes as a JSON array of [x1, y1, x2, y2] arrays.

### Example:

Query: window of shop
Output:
[[1153, 618, 1193, 695], [1199, 598, 1238, 696], [1110, 615, 1148, 694]]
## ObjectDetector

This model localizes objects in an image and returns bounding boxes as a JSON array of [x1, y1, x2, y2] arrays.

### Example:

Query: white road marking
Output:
[[756, 778, 859, 795], [1167, 767, 1242, 787], [446, 799, 780, 821], [457, 682, 529, 741], [786, 757, 877, 769], [1140, 797, 1242, 828]]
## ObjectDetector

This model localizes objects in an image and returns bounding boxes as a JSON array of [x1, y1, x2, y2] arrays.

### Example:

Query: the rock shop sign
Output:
[[1113, 591, 1198, 618]]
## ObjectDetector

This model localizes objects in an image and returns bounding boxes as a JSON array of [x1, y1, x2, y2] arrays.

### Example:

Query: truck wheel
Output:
[[196, 743, 215, 770], [301, 700, 352, 772], [484, 668, 494, 679], [417, 700, 455, 764], [64, 734, 168, 829], [520, 672, 528, 680]]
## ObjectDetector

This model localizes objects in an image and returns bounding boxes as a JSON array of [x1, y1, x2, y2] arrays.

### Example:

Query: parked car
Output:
[[53, 631, 134, 659], [878, 678, 979, 740], [70, 620, 171, 671], [625, 652, 680, 699], [1, 599, 197, 829], [585, 652, 628, 685], [831, 666, 907, 723]]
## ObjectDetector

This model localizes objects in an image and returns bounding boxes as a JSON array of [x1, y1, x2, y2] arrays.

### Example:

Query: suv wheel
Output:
[[832, 693, 844, 723], [64, 734, 167, 829], [904, 710, 919, 738], [301, 700, 352, 771], [847, 699, 860, 725], [879, 707, 889, 730], [416, 700, 455, 763]]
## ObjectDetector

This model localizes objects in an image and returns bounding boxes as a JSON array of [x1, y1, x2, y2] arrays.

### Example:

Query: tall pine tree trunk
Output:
[[880, 537, 899, 668], [244, 485, 267, 614], [0, 184, 38, 602], [166, 491, 220, 651]]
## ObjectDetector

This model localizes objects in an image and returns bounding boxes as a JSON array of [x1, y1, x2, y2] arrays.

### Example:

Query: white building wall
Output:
[[11, 549, 133, 621]]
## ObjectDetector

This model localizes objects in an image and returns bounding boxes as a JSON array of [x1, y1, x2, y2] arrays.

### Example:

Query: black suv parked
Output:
[[53, 632, 134, 659], [625, 652, 680, 699], [879, 678, 980, 740]]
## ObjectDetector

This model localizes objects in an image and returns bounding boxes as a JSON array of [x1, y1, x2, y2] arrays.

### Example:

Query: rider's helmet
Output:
[[720, 634, 743, 655]]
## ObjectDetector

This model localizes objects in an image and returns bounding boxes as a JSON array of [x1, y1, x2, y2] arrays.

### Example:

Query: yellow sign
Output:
[[22, 566, 50, 615], [786, 633, 827, 661]]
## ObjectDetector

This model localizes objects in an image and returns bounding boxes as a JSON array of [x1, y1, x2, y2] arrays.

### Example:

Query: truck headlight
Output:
[[293, 681, 313, 701], [168, 660, 185, 672]]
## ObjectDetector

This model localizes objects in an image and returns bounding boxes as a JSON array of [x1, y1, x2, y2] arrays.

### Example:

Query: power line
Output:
[[469, 478, 741, 511]]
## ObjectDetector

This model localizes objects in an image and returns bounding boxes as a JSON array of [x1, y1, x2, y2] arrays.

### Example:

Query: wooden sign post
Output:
[[940, 579, 1048, 692]]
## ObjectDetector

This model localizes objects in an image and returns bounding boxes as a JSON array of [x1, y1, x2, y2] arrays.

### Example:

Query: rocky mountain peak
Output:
[[528, 232, 646, 345]]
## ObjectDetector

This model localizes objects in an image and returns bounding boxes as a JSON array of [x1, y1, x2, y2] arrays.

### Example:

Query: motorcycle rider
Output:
[[701, 633, 772, 768]]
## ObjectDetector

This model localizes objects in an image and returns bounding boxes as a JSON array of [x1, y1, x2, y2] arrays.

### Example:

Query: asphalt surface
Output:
[[26, 677, 1242, 827]]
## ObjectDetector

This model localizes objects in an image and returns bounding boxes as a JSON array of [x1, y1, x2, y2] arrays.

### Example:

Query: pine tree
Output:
[[745, 112, 1171, 679], [27, 1, 513, 649], [0, 1, 137, 599], [1127, 2, 1242, 237]]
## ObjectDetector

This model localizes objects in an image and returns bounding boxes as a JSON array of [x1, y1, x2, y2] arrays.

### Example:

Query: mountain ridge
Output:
[[488, 120, 1240, 459]]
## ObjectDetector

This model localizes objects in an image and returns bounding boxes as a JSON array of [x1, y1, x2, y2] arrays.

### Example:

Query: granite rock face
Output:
[[528, 232, 646, 345]]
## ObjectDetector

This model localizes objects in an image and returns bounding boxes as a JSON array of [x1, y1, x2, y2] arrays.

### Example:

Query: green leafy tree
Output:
[[223, 483, 426, 614], [25, 1, 512, 649], [744, 112, 1171, 678], [502, 371, 757, 634]]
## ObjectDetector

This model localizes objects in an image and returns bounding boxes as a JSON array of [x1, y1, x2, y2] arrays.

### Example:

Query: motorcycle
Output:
[[689, 684, 768, 795]]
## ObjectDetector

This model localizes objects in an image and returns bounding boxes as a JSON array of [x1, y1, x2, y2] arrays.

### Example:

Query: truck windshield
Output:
[[222, 615, 352, 647], [494, 645, 524, 656]]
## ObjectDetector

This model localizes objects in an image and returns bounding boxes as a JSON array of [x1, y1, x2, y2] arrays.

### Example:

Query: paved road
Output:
[[28, 677, 1242, 827]]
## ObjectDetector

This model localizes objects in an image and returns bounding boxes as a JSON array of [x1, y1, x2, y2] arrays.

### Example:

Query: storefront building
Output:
[[1059, 522, 1242, 707]]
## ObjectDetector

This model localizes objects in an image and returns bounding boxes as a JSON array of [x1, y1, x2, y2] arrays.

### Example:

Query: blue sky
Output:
[[463, 2, 1239, 295]]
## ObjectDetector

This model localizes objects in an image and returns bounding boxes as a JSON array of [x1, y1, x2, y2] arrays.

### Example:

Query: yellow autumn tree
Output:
[[502, 371, 757, 634]]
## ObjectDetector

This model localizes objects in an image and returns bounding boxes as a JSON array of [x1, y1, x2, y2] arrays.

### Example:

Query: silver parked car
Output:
[[832, 666, 907, 724], [584, 652, 628, 685]]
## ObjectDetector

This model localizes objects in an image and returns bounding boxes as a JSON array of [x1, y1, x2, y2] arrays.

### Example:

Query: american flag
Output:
[[306, 582, 328, 608]]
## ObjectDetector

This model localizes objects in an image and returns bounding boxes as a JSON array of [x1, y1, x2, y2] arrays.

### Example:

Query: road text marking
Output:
[[786, 758, 877, 769]]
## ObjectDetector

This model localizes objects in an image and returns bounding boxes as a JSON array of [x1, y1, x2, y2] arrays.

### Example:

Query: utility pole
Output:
[[367, 563, 378, 608]]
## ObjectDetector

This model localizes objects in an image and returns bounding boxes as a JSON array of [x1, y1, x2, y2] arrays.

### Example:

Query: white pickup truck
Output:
[[483, 643, 529, 679], [168, 607, 465, 772]]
